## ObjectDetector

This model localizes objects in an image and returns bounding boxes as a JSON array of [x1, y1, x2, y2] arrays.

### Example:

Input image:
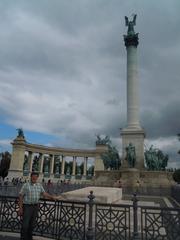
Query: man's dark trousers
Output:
[[21, 204, 38, 240]]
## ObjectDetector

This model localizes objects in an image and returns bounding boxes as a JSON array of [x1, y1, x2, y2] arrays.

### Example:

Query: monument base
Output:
[[94, 169, 175, 196]]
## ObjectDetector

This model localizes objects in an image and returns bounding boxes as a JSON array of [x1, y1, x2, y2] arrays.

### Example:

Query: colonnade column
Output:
[[60, 155, 65, 180], [38, 153, 43, 178], [29, 151, 33, 173], [82, 157, 87, 180], [71, 156, 76, 180], [50, 154, 55, 178]]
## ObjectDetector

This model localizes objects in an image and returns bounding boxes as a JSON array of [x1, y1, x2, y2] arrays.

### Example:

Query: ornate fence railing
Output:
[[0, 193, 179, 240], [141, 206, 180, 240]]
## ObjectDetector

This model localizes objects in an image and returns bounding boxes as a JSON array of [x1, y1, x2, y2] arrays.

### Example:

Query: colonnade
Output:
[[9, 134, 108, 180], [24, 152, 92, 179]]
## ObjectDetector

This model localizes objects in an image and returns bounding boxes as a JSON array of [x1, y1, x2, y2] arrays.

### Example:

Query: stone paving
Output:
[[0, 232, 52, 240]]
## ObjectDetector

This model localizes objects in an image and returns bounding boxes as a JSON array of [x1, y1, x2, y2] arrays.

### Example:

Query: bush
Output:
[[173, 169, 180, 184]]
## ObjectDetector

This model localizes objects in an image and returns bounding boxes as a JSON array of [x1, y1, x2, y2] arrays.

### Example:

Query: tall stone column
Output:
[[121, 15, 145, 169]]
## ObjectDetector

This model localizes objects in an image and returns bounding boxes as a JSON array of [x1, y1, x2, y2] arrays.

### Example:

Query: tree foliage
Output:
[[0, 151, 11, 179], [173, 169, 180, 184], [178, 133, 180, 155]]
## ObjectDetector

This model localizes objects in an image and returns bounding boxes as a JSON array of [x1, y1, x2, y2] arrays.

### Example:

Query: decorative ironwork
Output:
[[95, 203, 131, 240], [56, 201, 86, 240], [141, 206, 180, 240], [0, 195, 180, 240], [33, 200, 58, 238], [0, 197, 21, 232]]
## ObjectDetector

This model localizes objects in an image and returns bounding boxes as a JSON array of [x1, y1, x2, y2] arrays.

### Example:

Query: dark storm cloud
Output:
[[142, 101, 180, 139]]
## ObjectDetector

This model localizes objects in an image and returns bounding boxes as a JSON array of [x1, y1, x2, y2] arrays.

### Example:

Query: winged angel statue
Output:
[[125, 14, 137, 35]]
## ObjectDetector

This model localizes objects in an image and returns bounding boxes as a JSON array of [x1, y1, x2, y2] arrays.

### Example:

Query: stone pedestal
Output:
[[94, 144, 108, 173], [93, 169, 175, 196], [8, 136, 26, 179], [121, 128, 145, 169]]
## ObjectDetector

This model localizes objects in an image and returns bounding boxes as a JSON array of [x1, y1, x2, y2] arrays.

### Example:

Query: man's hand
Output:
[[43, 192, 66, 201], [53, 195, 66, 201], [18, 206, 23, 216]]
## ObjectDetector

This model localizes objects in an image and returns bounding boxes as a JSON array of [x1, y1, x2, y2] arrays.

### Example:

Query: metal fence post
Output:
[[132, 192, 140, 240], [86, 190, 95, 240]]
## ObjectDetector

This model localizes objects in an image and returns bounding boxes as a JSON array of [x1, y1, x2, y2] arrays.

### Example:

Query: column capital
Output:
[[124, 33, 139, 48]]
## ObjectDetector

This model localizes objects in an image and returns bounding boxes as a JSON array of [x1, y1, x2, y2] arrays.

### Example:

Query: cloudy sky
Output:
[[0, 0, 179, 168]]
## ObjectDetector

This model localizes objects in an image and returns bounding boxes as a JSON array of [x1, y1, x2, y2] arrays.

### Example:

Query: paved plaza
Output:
[[0, 232, 52, 240]]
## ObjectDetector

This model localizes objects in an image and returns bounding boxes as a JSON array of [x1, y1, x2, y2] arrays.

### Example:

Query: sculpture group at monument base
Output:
[[93, 169, 174, 196]]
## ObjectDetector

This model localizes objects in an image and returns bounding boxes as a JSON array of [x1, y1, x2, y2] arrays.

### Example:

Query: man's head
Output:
[[30, 172, 39, 183]]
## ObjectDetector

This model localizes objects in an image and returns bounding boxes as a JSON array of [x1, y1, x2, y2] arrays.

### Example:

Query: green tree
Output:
[[0, 151, 11, 179], [173, 169, 180, 184], [178, 133, 180, 155]]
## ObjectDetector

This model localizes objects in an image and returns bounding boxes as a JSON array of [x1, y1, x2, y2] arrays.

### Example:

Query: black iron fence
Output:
[[0, 193, 179, 240]]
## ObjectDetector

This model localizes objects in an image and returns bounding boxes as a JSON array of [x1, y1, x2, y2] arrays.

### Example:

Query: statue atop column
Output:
[[125, 14, 137, 36], [96, 135, 110, 145], [16, 128, 25, 138], [124, 14, 139, 47]]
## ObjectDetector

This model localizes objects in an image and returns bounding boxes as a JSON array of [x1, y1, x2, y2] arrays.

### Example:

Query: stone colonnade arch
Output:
[[9, 135, 108, 181]]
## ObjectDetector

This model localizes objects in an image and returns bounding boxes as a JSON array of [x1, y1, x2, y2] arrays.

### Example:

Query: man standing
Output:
[[19, 172, 59, 240]]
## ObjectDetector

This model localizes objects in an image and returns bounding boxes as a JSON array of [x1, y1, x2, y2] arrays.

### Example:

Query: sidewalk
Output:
[[0, 232, 52, 240], [0, 233, 18, 240]]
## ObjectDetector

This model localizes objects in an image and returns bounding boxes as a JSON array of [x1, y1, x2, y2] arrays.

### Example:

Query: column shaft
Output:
[[83, 157, 87, 176], [40, 154, 44, 173], [61, 156, 65, 175], [29, 152, 33, 172], [50, 155, 55, 174], [72, 156, 76, 176], [127, 46, 140, 129]]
